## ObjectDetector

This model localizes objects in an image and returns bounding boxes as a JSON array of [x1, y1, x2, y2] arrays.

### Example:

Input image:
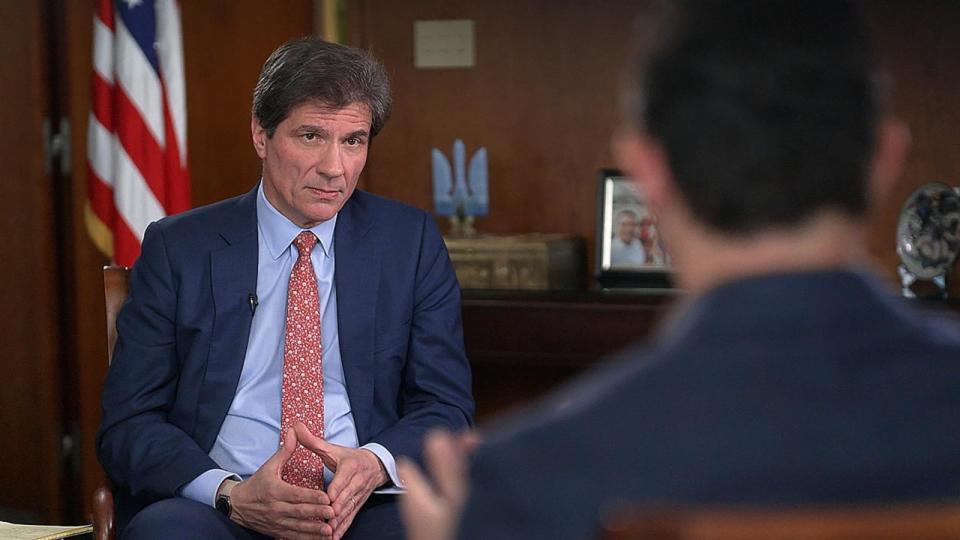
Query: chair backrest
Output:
[[601, 504, 960, 540], [95, 265, 128, 540], [103, 265, 130, 365]]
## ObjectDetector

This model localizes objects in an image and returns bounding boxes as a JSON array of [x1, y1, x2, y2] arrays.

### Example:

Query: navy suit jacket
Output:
[[459, 271, 960, 540], [97, 186, 474, 530]]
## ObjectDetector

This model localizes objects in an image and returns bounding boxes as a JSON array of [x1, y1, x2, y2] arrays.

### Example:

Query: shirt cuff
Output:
[[179, 469, 242, 507], [361, 443, 405, 493]]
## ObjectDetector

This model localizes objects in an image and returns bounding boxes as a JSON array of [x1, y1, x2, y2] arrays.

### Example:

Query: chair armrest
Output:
[[92, 483, 115, 540]]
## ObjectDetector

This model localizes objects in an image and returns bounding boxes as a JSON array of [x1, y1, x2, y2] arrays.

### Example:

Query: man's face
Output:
[[617, 214, 638, 242], [252, 101, 372, 228]]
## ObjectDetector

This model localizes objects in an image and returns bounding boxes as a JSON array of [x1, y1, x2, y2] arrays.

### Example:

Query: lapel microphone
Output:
[[248, 293, 258, 315]]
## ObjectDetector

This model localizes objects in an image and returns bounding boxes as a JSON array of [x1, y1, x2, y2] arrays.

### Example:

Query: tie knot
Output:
[[293, 231, 318, 258]]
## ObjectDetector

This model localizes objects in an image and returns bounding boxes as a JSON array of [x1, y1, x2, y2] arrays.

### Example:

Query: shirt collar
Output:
[[257, 181, 337, 260]]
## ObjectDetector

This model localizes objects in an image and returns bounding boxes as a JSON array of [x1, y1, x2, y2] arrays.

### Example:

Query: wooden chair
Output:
[[601, 504, 960, 540], [92, 265, 129, 540]]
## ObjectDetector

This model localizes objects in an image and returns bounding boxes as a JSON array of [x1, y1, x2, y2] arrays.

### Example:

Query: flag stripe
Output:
[[92, 16, 114, 84], [87, 164, 116, 225], [114, 16, 166, 147], [156, 0, 188, 165], [113, 213, 144, 266], [94, 0, 114, 29], [114, 85, 168, 205], [91, 72, 113, 130], [87, 113, 114, 187], [161, 88, 191, 213], [86, 0, 190, 266], [114, 142, 167, 242]]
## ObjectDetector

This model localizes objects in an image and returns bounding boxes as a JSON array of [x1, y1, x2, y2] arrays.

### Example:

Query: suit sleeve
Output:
[[457, 443, 551, 540], [96, 222, 220, 502], [368, 214, 475, 463]]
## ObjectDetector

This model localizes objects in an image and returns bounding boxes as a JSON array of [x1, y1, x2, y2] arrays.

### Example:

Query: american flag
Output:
[[86, 0, 190, 267]]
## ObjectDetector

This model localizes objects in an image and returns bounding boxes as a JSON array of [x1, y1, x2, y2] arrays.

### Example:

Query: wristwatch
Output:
[[215, 479, 240, 518]]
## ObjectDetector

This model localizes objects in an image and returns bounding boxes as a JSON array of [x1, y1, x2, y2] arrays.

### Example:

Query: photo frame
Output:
[[595, 169, 673, 288]]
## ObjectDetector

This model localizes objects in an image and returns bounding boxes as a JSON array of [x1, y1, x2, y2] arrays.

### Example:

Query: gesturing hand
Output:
[[397, 429, 480, 540], [293, 422, 388, 540], [229, 427, 335, 540]]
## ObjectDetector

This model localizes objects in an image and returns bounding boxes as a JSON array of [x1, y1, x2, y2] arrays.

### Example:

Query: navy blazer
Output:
[[97, 186, 474, 529], [459, 271, 960, 540]]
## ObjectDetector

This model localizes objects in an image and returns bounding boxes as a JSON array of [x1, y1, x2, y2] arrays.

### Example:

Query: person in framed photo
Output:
[[610, 209, 647, 267], [637, 214, 668, 265], [602, 177, 671, 273], [610, 208, 668, 268], [398, 2, 960, 540]]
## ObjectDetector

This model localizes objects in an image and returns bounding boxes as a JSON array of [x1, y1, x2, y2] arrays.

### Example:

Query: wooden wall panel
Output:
[[61, 0, 112, 523], [59, 0, 102, 522], [354, 0, 960, 288], [355, 0, 639, 283], [181, 0, 316, 206], [0, 0, 64, 524]]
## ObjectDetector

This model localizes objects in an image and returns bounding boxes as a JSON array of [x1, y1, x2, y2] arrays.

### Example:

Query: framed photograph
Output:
[[595, 169, 673, 288]]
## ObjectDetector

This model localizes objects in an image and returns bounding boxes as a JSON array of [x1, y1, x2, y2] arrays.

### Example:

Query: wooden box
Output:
[[443, 234, 584, 290]]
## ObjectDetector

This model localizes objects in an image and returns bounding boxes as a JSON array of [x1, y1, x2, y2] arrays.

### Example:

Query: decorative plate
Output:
[[896, 182, 960, 280]]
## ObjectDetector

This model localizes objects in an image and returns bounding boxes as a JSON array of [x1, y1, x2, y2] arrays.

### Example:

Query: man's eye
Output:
[[302, 133, 318, 142], [346, 137, 361, 146]]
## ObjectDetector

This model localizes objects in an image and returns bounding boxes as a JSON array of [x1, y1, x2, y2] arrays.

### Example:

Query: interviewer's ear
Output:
[[613, 127, 674, 212], [868, 116, 911, 208], [251, 117, 268, 159]]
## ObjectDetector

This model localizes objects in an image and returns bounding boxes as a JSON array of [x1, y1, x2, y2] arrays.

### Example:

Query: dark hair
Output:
[[252, 37, 392, 138], [626, 0, 882, 234]]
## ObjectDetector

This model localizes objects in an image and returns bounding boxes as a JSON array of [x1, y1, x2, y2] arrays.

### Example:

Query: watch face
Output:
[[216, 495, 231, 517], [896, 183, 960, 279]]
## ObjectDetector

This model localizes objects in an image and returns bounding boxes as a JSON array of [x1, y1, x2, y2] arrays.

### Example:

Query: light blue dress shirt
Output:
[[180, 184, 400, 506]]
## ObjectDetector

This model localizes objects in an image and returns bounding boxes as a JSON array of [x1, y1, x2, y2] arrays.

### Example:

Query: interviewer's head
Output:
[[616, 0, 907, 237], [614, 0, 909, 289]]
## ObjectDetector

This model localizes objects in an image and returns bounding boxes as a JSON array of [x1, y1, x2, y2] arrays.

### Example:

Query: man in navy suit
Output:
[[399, 2, 960, 539], [97, 38, 474, 540]]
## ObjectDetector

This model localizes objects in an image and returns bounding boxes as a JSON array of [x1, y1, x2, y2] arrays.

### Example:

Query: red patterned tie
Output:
[[280, 231, 325, 489]]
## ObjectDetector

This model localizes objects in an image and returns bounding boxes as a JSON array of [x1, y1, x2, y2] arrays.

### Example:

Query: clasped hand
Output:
[[228, 423, 388, 540]]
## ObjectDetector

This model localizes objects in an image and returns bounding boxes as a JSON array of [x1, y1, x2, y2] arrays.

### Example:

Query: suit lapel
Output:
[[196, 187, 259, 451], [334, 191, 380, 442]]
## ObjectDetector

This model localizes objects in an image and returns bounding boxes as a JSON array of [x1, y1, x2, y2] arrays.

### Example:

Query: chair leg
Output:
[[92, 483, 115, 540]]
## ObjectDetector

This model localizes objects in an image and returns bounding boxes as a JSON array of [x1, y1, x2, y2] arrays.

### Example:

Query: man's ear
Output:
[[251, 117, 268, 159], [869, 116, 911, 208], [613, 128, 675, 212]]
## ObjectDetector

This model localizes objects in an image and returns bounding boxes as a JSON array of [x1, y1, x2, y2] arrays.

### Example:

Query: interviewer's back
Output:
[[461, 270, 960, 539]]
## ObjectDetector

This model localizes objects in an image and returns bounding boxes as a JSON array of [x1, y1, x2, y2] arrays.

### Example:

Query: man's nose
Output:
[[315, 144, 344, 178]]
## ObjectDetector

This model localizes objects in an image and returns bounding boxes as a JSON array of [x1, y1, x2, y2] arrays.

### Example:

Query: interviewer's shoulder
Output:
[[909, 307, 960, 356]]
